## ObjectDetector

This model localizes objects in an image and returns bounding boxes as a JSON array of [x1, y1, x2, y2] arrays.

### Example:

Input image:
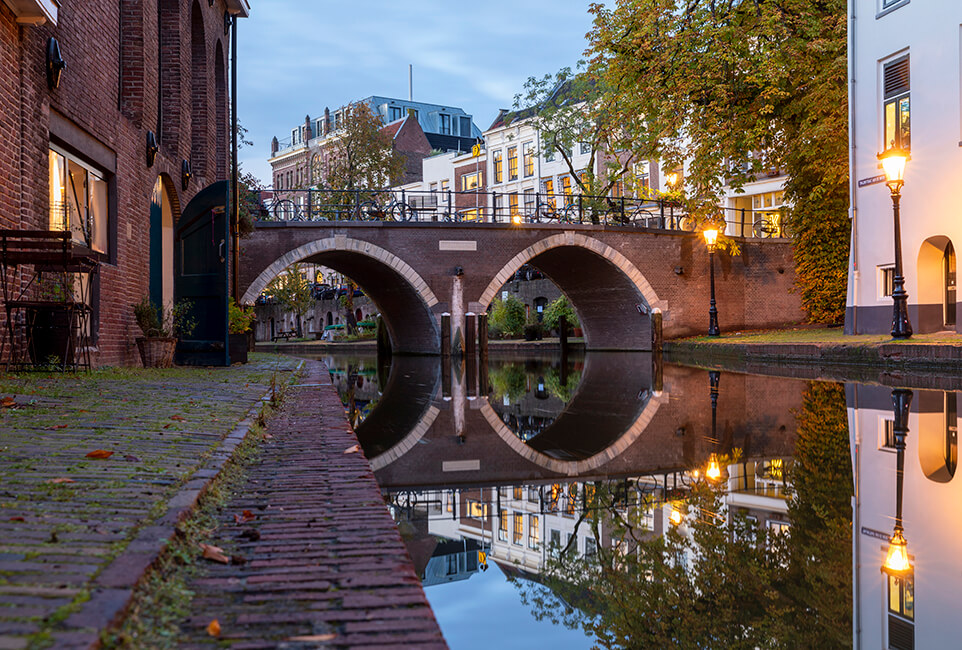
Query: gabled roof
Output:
[[381, 117, 407, 140]]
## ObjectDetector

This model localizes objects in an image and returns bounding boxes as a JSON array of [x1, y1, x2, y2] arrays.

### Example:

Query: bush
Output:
[[542, 295, 580, 333], [489, 295, 526, 338], [133, 296, 196, 338], [228, 298, 256, 334]]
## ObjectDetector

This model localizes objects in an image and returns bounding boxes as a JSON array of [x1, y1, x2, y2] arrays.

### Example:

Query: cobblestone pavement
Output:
[[0, 354, 301, 649], [178, 360, 447, 649]]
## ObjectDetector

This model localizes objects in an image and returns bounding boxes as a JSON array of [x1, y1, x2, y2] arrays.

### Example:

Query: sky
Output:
[[236, 1, 597, 185]]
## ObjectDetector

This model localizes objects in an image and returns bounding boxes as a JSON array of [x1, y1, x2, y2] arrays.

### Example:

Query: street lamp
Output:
[[666, 171, 679, 191], [703, 227, 720, 336], [705, 370, 724, 481], [877, 147, 912, 339], [883, 389, 913, 576]]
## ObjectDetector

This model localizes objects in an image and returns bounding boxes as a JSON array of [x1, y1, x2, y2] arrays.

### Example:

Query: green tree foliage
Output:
[[321, 102, 406, 193], [488, 295, 526, 338], [488, 362, 529, 402], [541, 295, 580, 332], [269, 264, 313, 337], [587, 0, 850, 322]]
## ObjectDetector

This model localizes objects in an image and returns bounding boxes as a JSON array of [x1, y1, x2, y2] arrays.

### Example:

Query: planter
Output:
[[136, 337, 177, 368], [27, 304, 75, 365], [572, 327, 584, 338], [229, 333, 249, 364]]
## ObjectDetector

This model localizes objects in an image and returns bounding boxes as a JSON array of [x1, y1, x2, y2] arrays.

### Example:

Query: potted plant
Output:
[[132, 296, 195, 368], [228, 298, 255, 364]]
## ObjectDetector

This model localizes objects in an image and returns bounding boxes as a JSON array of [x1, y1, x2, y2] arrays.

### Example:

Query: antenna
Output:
[[408, 64, 413, 101]]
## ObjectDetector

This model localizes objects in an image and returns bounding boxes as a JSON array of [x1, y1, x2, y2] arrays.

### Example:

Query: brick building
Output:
[[1, 0, 249, 366]]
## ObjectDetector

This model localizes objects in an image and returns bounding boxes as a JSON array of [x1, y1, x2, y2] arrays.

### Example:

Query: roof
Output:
[[487, 79, 582, 131], [425, 133, 478, 154], [381, 117, 407, 141]]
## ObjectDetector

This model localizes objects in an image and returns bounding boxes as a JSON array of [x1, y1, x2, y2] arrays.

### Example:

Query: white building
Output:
[[846, 0, 960, 335]]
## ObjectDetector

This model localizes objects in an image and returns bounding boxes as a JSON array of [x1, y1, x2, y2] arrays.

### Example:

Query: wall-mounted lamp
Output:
[[454, 266, 464, 277], [181, 159, 192, 190], [46, 38, 65, 90], [146, 131, 159, 167], [223, 11, 232, 35]]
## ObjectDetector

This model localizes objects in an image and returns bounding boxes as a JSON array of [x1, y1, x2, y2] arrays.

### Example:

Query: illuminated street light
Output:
[[706, 454, 722, 481], [877, 147, 912, 339], [882, 389, 913, 576], [703, 227, 720, 336], [666, 171, 679, 190], [669, 504, 684, 526], [884, 528, 911, 574]]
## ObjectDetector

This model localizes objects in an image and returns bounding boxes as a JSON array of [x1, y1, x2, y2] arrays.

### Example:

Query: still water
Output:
[[306, 350, 959, 649]]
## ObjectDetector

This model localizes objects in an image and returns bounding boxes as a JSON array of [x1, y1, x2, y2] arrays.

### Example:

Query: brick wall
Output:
[[1, 0, 234, 366]]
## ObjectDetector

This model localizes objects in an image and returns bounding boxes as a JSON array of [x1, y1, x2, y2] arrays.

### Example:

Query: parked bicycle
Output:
[[357, 192, 415, 221], [752, 216, 792, 238]]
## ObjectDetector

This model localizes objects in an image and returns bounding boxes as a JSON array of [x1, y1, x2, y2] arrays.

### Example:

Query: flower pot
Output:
[[572, 327, 584, 338], [136, 337, 177, 368], [229, 333, 249, 364], [26, 304, 75, 365]]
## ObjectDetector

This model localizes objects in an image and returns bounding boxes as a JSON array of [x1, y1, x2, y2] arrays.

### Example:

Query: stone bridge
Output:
[[240, 221, 802, 354]]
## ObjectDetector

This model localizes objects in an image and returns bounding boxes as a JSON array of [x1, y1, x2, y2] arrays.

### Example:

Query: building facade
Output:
[[846, 0, 961, 334], [0, 0, 248, 366]]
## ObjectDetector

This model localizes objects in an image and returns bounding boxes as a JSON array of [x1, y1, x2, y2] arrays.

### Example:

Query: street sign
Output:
[[472, 143, 481, 157], [857, 174, 886, 188]]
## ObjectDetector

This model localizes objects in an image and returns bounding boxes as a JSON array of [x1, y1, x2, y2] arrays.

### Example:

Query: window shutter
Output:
[[884, 56, 910, 99]]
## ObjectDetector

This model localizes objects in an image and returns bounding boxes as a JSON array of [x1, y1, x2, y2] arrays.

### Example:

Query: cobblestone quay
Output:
[[178, 360, 446, 649]]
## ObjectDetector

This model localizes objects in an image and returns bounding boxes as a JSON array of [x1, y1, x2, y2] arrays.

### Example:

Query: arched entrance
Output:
[[917, 237, 957, 332], [149, 176, 178, 308]]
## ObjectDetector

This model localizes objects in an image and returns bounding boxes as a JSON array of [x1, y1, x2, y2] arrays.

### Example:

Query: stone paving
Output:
[[0, 354, 301, 649], [177, 360, 447, 649]]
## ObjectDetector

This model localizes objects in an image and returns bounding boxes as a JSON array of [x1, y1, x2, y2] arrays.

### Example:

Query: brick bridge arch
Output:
[[241, 236, 441, 354]]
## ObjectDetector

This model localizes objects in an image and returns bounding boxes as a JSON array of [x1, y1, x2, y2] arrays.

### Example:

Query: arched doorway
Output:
[[149, 176, 177, 308], [917, 237, 957, 332]]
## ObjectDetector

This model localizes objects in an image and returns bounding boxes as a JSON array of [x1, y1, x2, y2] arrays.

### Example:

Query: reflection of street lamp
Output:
[[883, 389, 913, 575], [877, 147, 912, 339], [669, 503, 684, 526], [703, 228, 720, 336], [705, 370, 724, 481]]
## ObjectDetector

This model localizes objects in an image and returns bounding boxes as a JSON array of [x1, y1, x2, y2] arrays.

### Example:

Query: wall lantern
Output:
[[46, 37, 65, 90], [146, 131, 159, 167], [181, 159, 192, 190], [223, 11, 232, 35]]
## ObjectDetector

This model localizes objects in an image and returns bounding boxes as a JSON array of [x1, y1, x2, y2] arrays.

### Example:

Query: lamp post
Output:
[[883, 388, 913, 575], [878, 147, 912, 339], [703, 227, 720, 336], [705, 370, 723, 481]]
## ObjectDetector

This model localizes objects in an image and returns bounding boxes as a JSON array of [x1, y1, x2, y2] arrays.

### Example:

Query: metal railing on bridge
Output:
[[256, 188, 792, 238]]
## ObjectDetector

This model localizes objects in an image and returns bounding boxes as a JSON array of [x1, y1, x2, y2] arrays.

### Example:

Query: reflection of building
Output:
[[849, 385, 961, 649], [846, 2, 960, 334]]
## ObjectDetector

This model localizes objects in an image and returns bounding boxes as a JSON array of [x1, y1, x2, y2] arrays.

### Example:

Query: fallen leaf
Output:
[[85, 450, 114, 459], [233, 510, 255, 524], [123, 455, 141, 463], [47, 424, 68, 430], [343, 444, 360, 454], [287, 634, 336, 642], [170, 414, 186, 421], [2, 396, 16, 408], [162, 424, 172, 429], [206, 619, 221, 637], [200, 543, 230, 564], [8, 516, 24, 522], [48, 478, 75, 484]]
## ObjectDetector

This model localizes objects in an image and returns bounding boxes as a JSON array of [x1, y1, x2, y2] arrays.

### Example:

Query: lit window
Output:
[[513, 486, 523, 500], [440, 179, 449, 192], [493, 150, 503, 184], [561, 175, 572, 202], [461, 171, 482, 191], [883, 55, 910, 150], [499, 510, 508, 541], [509, 193, 519, 216], [507, 146, 518, 181], [528, 514, 540, 548], [513, 512, 524, 545], [466, 500, 488, 518], [889, 573, 914, 621], [48, 147, 109, 255], [543, 179, 555, 209], [522, 142, 534, 177]]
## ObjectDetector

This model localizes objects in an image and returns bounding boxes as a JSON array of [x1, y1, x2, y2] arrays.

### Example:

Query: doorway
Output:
[[944, 242, 956, 328]]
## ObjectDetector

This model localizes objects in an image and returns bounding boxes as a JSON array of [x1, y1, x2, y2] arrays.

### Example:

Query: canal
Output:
[[298, 349, 957, 649]]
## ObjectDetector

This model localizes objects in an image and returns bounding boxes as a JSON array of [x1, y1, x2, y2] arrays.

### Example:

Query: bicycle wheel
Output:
[[752, 219, 775, 238], [779, 221, 794, 238], [391, 202, 416, 222], [627, 208, 655, 228], [679, 216, 697, 232], [357, 201, 381, 221]]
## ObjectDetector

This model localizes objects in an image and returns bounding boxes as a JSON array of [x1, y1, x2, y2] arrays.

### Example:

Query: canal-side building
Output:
[[0, 0, 249, 366], [846, 0, 960, 334]]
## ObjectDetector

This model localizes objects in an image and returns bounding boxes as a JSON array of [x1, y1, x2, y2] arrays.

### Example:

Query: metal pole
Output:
[[230, 15, 240, 303], [890, 189, 913, 338], [892, 389, 912, 534], [708, 248, 720, 336]]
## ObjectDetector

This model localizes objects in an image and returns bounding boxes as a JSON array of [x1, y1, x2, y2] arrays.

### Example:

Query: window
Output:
[[467, 500, 488, 518], [446, 553, 459, 575], [527, 487, 539, 503], [528, 514, 540, 548], [543, 179, 555, 209], [524, 189, 535, 214], [889, 573, 914, 620], [585, 537, 597, 557], [49, 147, 109, 255], [459, 116, 471, 137], [507, 146, 518, 180], [561, 175, 572, 202], [513, 486, 523, 500], [389, 106, 403, 121], [580, 140, 592, 155], [499, 510, 508, 541], [461, 171, 482, 191], [509, 193, 519, 216], [880, 266, 895, 298], [883, 55, 910, 150], [513, 512, 524, 545], [440, 113, 451, 135], [493, 150, 503, 184], [291, 128, 301, 145], [549, 529, 561, 554], [440, 179, 449, 192], [429, 182, 438, 193], [522, 142, 534, 177]]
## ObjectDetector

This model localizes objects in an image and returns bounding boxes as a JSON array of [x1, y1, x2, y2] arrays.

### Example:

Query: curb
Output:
[[49, 360, 305, 649]]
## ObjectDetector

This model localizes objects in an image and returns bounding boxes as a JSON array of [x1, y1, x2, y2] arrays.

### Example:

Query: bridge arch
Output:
[[478, 232, 663, 350], [241, 237, 441, 354]]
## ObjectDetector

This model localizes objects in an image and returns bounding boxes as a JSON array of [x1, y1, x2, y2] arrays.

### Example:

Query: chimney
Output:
[[323, 107, 331, 136], [408, 64, 413, 101], [271, 136, 279, 155], [304, 115, 313, 140]]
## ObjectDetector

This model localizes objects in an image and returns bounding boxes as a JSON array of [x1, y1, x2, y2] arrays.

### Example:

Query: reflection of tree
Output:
[[328, 360, 381, 429], [516, 381, 853, 649], [544, 366, 582, 402], [488, 363, 528, 402]]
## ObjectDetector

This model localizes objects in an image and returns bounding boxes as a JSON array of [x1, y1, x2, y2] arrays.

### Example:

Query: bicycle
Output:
[[357, 193, 416, 222], [531, 201, 576, 224], [752, 217, 792, 238]]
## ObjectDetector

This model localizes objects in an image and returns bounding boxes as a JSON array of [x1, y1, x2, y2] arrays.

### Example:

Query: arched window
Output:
[[190, 1, 208, 176], [158, 0, 181, 149]]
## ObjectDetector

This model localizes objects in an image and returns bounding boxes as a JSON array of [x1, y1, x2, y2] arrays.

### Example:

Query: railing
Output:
[[255, 189, 792, 238]]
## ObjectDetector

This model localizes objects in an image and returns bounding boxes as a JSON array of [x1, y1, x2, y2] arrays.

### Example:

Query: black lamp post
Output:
[[883, 388, 913, 575], [705, 370, 723, 481], [704, 227, 720, 336], [878, 147, 912, 339]]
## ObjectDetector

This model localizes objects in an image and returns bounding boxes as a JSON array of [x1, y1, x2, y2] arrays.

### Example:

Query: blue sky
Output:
[[237, 1, 597, 184]]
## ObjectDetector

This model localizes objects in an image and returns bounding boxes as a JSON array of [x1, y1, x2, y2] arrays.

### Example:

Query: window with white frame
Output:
[[439, 113, 451, 135], [48, 146, 109, 255], [879, 265, 895, 299], [883, 55, 910, 151]]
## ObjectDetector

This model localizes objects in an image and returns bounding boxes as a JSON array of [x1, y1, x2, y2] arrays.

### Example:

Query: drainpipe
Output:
[[231, 15, 240, 303], [847, 0, 859, 333]]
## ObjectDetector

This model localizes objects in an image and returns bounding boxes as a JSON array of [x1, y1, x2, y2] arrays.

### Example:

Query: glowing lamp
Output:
[[877, 147, 908, 190], [669, 505, 683, 526], [706, 454, 722, 481], [512, 214, 523, 225], [883, 528, 910, 574], [703, 227, 719, 252], [666, 172, 679, 189]]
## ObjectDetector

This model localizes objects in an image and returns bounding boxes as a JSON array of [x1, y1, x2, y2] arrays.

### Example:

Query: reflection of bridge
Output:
[[241, 220, 802, 354], [355, 354, 804, 489]]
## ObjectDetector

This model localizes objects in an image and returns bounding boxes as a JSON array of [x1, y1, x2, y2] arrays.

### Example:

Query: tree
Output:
[[488, 295, 526, 338], [269, 264, 313, 337], [542, 295, 580, 333], [320, 102, 406, 194], [586, 0, 850, 321]]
